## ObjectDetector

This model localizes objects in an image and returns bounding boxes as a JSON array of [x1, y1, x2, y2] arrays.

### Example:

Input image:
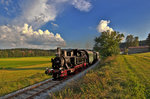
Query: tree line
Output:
[[147, 33, 150, 48], [125, 35, 139, 48], [0, 48, 55, 58], [94, 31, 150, 57], [122, 34, 150, 49]]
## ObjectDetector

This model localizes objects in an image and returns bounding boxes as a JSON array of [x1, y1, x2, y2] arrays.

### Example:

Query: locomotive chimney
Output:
[[57, 47, 61, 57]]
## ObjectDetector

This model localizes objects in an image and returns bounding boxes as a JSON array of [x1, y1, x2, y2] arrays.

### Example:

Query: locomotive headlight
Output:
[[59, 68, 63, 70]]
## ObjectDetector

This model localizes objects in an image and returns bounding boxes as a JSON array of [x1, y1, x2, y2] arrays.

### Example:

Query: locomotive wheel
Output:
[[67, 70, 71, 75], [53, 73, 59, 79], [45, 70, 48, 75], [53, 74, 57, 79], [81, 66, 84, 70], [86, 63, 89, 67]]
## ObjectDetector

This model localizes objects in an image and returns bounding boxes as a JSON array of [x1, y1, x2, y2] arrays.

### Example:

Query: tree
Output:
[[126, 35, 134, 48], [146, 33, 150, 50], [93, 31, 124, 57], [125, 35, 139, 48], [133, 36, 139, 47]]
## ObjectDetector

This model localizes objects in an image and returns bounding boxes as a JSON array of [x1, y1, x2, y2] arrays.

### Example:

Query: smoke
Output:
[[97, 20, 113, 33], [0, 24, 66, 49]]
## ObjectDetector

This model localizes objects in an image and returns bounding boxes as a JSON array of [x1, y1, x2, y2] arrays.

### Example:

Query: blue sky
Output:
[[0, 0, 150, 49]]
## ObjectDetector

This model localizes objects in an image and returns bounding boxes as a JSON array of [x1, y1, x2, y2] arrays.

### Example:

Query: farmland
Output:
[[53, 52, 150, 98], [0, 56, 53, 96]]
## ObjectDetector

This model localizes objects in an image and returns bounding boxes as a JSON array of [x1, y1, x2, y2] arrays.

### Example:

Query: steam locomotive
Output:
[[45, 47, 99, 79]]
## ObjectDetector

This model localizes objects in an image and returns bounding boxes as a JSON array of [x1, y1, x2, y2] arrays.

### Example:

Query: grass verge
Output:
[[51, 53, 150, 99]]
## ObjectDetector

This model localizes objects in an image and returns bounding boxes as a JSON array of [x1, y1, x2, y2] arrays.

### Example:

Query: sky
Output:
[[0, 0, 150, 49]]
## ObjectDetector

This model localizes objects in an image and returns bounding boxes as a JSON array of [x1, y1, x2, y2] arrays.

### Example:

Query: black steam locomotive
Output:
[[45, 47, 99, 79]]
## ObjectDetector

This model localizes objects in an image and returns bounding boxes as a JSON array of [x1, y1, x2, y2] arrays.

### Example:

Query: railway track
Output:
[[1, 60, 100, 99]]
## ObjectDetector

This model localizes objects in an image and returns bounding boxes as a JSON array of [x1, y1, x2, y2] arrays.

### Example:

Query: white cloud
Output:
[[97, 20, 113, 33], [18, 0, 57, 28], [10, 0, 92, 28], [0, 0, 92, 48], [0, 24, 66, 49], [72, 0, 92, 12]]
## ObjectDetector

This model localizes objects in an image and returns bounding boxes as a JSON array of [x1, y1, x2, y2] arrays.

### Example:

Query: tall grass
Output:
[[0, 56, 53, 96]]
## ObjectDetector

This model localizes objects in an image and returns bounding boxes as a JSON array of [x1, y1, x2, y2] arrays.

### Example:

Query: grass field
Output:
[[0, 56, 54, 96], [53, 52, 150, 99]]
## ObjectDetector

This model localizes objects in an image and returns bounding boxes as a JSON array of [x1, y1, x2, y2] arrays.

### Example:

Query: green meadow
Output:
[[53, 52, 150, 99], [0, 56, 54, 96]]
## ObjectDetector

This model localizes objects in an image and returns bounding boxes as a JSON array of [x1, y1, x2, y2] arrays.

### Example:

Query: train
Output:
[[45, 47, 99, 79]]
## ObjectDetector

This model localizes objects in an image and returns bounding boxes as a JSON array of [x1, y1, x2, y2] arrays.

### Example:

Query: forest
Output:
[[0, 48, 55, 58]]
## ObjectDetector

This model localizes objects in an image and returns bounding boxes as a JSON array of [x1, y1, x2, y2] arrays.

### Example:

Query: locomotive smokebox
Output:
[[57, 47, 61, 57]]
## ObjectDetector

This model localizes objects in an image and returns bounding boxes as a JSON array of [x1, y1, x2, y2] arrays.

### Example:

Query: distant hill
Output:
[[0, 48, 55, 58]]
